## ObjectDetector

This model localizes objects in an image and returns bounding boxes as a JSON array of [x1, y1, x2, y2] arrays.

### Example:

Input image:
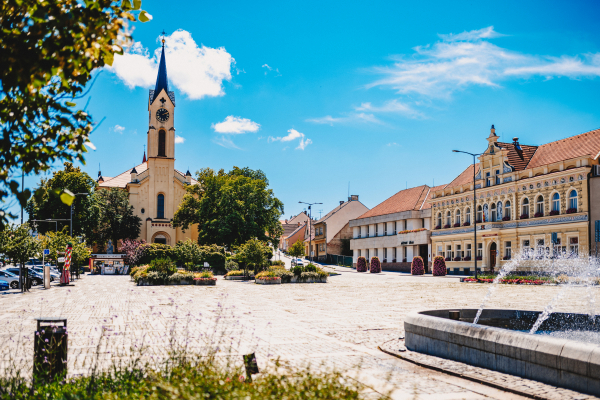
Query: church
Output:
[[97, 39, 198, 245]]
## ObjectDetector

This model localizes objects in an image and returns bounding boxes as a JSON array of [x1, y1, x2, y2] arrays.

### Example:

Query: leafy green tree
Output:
[[175, 239, 204, 268], [27, 162, 97, 237], [92, 188, 141, 252], [0, 0, 150, 228], [38, 229, 91, 267], [235, 238, 272, 275], [1, 223, 41, 290], [288, 240, 305, 259], [173, 167, 284, 248]]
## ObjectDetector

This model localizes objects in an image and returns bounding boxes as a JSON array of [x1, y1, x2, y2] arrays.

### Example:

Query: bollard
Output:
[[33, 318, 68, 385], [44, 266, 50, 289], [449, 310, 461, 320], [243, 353, 259, 382]]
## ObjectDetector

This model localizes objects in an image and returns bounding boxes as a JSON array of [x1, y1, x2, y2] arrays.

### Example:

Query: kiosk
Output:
[[89, 254, 128, 275]]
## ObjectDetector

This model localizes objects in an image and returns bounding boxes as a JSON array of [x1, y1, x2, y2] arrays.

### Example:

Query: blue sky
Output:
[[18, 0, 600, 221]]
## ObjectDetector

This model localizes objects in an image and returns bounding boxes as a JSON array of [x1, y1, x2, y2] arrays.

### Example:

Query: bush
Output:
[[225, 259, 239, 272], [299, 271, 320, 281], [411, 256, 424, 275], [304, 263, 317, 272], [370, 257, 381, 273], [195, 271, 214, 279], [225, 270, 254, 277], [432, 256, 446, 276], [139, 243, 176, 265], [291, 265, 304, 276], [270, 260, 285, 266], [356, 256, 367, 272], [168, 271, 196, 283], [147, 258, 177, 275], [256, 270, 278, 279]]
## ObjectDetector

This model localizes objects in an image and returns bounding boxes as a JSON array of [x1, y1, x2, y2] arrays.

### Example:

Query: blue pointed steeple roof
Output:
[[151, 43, 169, 103]]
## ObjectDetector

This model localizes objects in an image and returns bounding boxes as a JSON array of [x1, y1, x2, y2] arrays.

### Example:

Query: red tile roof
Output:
[[446, 164, 480, 188], [355, 185, 441, 219], [497, 141, 538, 171], [527, 128, 600, 169]]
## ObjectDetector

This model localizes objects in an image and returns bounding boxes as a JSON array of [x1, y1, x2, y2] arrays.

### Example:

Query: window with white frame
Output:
[[384, 223, 387, 236], [437, 213, 442, 227], [536, 195, 544, 215], [553, 237, 562, 256], [523, 239, 531, 258], [569, 237, 579, 255], [446, 211, 451, 226], [522, 198, 529, 217], [477, 206, 483, 222], [358, 250, 361, 257], [375, 224, 378, 237], [491, 203, 497, 222], [569, 190, 578, 210], [536, 239, 545, 258], [456, 244, 462, 259], [393, 221, 397, 234], [466, 208, 471, 224], [505, 201, 511, 219], [552, 193, 560, 212], [366, 225, 369, 238], [466, 243, 472, 258], [374, 248, 378, 257], [446, 245, 452, 259], [455, 209, 461, 225], [505, 241, 511, 258], [486, 171, 491, 187], [438, 245, 443, 257], [495, 169, 500, 185], [477, 243, 483, 258], [384, 248, 388, 260]]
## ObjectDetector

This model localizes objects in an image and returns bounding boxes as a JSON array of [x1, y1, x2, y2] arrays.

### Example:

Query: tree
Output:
[[92, 188, 141, 252], [173, 167, 284, 248], [38, 229, 91, 268], [235, 238, 272, 275], [175, 239, 204, 268], [288, 240, 305, 259], [1, 224, 41, 291], [27, 162, 97, 237], [121, 239, 147, 267], [0, 0, 150, 228]]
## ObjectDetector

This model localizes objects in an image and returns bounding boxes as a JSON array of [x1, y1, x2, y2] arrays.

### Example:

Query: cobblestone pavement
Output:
[[1, 269, 598, 399]]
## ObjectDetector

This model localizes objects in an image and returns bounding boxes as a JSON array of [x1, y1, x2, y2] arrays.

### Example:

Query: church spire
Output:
[[151, 33, 169, 104], [143, 145, 147, 163]]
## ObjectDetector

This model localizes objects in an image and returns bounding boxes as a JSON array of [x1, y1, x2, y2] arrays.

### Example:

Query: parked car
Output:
[[29, 266, 59, 282], [292, 259, 305, 267], [0, 279, 8, 291], [0, 270, 20, 289], [3, 268, 43, 286]]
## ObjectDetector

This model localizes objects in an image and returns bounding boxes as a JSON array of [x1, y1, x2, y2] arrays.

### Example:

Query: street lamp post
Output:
[[70, 193, 89, 237], [299, 201, 322, 262], [452, 150, 483, 279]]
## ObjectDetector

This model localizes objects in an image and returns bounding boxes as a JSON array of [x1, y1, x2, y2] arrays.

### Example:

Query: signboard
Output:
[[43, 249, 50, 255], [57, 257, 65, 263], [203, 262, 209, 267], [91, 254, 124, 259]]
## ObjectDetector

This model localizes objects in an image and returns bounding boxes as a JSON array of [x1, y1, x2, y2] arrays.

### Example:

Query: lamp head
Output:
[[452, 150, 459, 153]]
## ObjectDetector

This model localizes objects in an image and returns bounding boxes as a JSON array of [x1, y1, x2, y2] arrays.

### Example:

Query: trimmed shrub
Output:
[[432, 256, 446, 276], [411, 256, 424, 275], [225, 259, 239, 272], [304, 263, 318, 272], [147, 258, 177, 275], [356, 256, 367, 272], [370, 257, 381, 273]]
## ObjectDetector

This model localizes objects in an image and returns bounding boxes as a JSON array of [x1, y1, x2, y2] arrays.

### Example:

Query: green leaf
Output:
[[138, 10, 151, 22], [60, 189, 75, 206], [104, 52, 114, 66], [133, 0, 141, 10], [121, 0, 132, 11], [65, 102, 76, 107]]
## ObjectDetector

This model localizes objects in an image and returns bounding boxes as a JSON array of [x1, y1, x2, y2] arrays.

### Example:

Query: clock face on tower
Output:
[[156, 108, 170, 122]]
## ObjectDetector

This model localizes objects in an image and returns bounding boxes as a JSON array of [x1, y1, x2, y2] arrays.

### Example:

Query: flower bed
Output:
[[462, 222, 470, 226], [520, 214, 529, 220], [370, 257, 381, 273], [463, 277, 548, 285], [194, 277, 217, 286], [411, 256, 424, 275], [567, 208, 577, 214], [534, 212, 544, 218], [443, 224, 451, 229], [453, 223, 461, 228], [432, 256, 446, 276], [225, 270, 254, 280], [255, 276, 281, 285], [502, 216, 511, 221], [133, 260, 217, 286], [549, 210, 560, 216], [356, 256, 367, 272]]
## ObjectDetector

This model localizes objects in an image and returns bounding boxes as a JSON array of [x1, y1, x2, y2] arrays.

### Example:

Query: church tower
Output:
[[147, 38, 176, 222]]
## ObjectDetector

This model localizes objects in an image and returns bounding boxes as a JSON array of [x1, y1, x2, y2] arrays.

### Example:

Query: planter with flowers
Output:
[[520, 214, 529, 220], [476, 219, 482, 224], [435, 225, 441, 230], [391, 258, 397, 263], [356, 256, 367, 272], [255, 271, 282, 285], [463, 256, 471, 261], [534, 212, 544, 218], [462, 222, 471, 227], [194, 271, 217, 285], [476, 256, 482, 261], [550, 210, 560, 216], [567, 208, 577, 214], [503, 255, 511, 260], [453, 256, 462, 262], [453, 223, 461, 228], [402, 258, 407, 263], [411, 256, 424, 275], [444, 257, 451, 262], [432, 256, 446, 276], [502, 216, 511, 221], [443, 224, 451, 229], [370, 257, 381, 273]]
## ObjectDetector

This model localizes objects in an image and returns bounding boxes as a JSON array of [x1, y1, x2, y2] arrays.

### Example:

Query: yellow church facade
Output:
[[97, 41, 198, 246]]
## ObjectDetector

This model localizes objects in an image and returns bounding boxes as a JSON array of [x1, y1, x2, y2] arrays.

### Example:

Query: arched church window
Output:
[[157, 194, 165, 219], [158, 129, 166, 157]]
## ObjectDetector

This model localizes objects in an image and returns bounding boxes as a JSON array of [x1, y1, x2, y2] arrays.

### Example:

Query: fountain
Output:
[[405, 251, 600, 396]]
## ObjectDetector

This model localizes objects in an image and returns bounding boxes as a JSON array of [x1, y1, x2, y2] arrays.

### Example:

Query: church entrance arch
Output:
[[152, 232, 171, 245]]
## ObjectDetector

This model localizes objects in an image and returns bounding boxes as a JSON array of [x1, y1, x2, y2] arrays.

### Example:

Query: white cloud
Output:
[[306, 112, 382, 126], [368, 26, 600, 99], [108, 30, 235, 100], [269, 129, 312, 150], [386, 142, 399, 147], [175, 135, 185, 144], [211, 116, 260, 134], [212, 135, 241, 150], [111, 125, 126, 134], [438, 26, 506, 42], [355, 100, 423, 118], [262, 63, 281, 76]]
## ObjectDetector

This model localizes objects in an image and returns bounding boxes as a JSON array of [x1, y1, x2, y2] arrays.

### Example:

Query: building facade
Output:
[[350, 185, 443, 271], [304, 196, 369, 260], [430, 126, 600, 274], [98, 41, 198, 245]]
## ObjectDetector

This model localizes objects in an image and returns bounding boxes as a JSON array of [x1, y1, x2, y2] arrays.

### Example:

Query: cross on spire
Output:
[[161, 30, 166, 46]]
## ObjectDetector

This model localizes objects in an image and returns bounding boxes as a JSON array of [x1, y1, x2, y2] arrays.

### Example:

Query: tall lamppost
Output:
[[299, 201, 322, 261], [452, 150, 483, 279], [70, 193, 89, 237]]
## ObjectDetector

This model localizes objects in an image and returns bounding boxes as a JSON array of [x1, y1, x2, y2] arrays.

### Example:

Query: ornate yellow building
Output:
[[429, 126, 600, 274], [98, 41, 198, 245]]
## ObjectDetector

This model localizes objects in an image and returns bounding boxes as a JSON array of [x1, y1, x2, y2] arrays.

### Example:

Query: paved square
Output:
[[1, 268, 598, 399]]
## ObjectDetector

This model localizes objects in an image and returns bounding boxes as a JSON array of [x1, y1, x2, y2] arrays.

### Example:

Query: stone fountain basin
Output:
[[405, 309, 600, 396]]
